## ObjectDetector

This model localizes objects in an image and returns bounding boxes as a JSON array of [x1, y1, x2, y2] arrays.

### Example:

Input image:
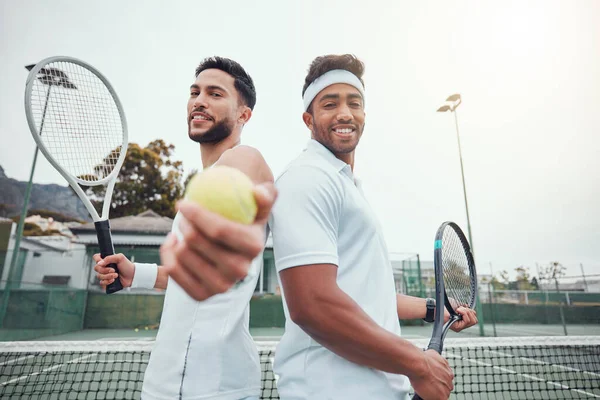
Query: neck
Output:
[[336, 152, 355, 171], [199, 131, 241, 168]]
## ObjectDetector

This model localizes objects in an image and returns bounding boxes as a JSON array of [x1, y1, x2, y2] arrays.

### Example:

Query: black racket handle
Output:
[[95, 220, 124, 294], [412, 394, 423, 400]]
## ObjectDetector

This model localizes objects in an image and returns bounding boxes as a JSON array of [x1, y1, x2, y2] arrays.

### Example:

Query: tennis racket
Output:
[[412, 221, 477, 400], [24, 56, 128, 294]]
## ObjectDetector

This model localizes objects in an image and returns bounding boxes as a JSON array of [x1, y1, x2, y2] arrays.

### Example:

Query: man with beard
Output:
[[93, 56, 275, 400], [268, 54, 477, 399]]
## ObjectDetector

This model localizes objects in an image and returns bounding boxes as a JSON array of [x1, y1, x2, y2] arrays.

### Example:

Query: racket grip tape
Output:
[[95, 220, 123, 294]]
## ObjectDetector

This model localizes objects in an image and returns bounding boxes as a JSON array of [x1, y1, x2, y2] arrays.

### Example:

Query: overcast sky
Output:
[[1, 1, 599, 280]]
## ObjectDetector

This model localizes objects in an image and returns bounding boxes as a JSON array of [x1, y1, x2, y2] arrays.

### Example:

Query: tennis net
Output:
[[0, 336, 598, 399]]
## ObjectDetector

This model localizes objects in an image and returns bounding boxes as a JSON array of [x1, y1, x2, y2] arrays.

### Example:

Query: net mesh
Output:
[[0, 337, 598, 399], [27, 61, 125, 184]]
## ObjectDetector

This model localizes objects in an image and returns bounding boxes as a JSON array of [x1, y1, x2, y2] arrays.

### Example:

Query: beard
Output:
[[188, 117, 235, 144], [312, 119, 363, 155]]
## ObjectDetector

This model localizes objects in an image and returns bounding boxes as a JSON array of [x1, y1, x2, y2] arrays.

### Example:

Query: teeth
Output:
[[335, 128, 353, 134], [193, 115, 210, 121]]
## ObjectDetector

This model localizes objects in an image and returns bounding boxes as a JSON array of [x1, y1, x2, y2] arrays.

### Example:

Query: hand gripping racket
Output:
[[412, 221, 477, 400], [24, 56, 128, 294]]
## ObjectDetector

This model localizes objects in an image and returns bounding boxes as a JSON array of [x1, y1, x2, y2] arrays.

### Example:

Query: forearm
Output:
[[154, 265, 168, 289], [397, 294, 449, 324], [396, 294, 427, 320], [295, 289, 427, 378]]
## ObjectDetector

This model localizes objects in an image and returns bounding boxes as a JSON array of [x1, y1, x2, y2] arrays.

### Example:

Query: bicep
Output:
[[214, 145, 273, 185], [280, 263, 339, 320]]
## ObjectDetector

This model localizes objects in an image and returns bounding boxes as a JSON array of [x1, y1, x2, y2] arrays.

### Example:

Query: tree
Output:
[[183, 168, 198, 190], [82, 140, 189, 218], [514, 266, 535, 290], [22, 222, 63, 237], [538, 261, 567, 285], [498, 270, 510, 288], [530, 276, 539, 290]]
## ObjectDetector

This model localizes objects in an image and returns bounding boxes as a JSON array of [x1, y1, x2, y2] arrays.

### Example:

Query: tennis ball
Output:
[[134, 328, 139, 332], [184, 165, 257, 224]]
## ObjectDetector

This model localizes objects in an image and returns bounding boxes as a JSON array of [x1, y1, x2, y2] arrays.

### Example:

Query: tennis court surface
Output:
[[1, 336, 598, 399]]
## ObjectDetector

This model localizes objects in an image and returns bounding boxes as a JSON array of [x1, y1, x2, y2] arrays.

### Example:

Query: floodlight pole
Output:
[[452, 108, 474, 250], [0, 64, 69, 327], [5, 88, 51, 288], [437, 94, 485, 336]]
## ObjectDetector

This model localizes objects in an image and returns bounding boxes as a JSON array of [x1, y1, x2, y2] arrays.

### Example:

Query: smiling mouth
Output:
[[332, 127, 355, 135], [190, 112, 213, 123]]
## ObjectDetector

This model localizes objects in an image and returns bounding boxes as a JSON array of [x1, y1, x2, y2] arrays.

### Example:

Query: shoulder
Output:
[[216, 145, 273, 184], [276, 162, 345, 203]]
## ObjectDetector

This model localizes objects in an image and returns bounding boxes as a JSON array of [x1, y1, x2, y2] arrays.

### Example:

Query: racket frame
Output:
[[428, 221, 477, 353], [412, 222, 477, 400], [24, 56, 128, 294], [24, 56, 128, 223]]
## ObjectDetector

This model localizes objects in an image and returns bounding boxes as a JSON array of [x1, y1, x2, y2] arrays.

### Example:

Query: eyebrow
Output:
[[318, 93, 363, 102], [189, 84, 228, 93]]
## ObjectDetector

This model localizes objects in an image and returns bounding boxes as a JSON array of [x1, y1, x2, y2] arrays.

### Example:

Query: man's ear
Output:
[[238, 106, 252, 124], [302, 111, 314, 131]]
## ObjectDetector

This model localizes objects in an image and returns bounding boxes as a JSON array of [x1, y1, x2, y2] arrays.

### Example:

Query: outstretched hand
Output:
[[163, 182, 277, 301]]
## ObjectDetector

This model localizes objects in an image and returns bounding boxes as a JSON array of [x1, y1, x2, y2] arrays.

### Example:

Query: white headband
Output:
[[302, 69, 365, 111]]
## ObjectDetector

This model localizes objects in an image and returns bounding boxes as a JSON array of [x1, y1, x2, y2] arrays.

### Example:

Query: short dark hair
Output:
[[302, 54, 365, 97], [195, 56, 257, 110]]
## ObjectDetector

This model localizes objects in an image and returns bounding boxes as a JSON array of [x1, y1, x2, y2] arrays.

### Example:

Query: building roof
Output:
[[73, 234, 167, 246], [21, 235, 85, 252], [71, 210, 174, 235]]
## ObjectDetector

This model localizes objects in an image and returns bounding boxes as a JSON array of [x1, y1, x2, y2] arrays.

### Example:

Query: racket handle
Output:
[[412, 395, 423, 400], [95, 220, 123, 294]]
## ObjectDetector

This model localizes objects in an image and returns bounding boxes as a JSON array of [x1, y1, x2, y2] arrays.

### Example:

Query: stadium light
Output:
[[0, 64, 77, 326], [437, 93, 484, 336]]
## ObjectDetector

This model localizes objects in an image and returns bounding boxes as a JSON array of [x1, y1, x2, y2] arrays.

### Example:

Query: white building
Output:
[[1, 234, 87, 289]]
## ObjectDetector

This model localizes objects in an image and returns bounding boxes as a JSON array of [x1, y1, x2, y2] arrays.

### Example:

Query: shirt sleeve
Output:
[[268, 165, 344, 271]]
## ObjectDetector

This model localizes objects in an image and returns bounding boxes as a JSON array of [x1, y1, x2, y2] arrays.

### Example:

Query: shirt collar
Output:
[[305, 139, 354, 179]]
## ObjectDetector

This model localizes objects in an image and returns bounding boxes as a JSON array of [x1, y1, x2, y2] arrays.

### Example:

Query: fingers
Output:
[[177, 200, 264, 258], [252, 182, 277, 225], [168, 195, 271, 302], [95, 266, 117, 288], [95, 253, 127, 267], [451, 307, 478, 331], [161, 233, 213, 301], [173, 242, 232, 295], [457, 306, 477, 323], [425, 350, 454, 393], [166, 263, 212, 301], [177, 217, 250, 282]]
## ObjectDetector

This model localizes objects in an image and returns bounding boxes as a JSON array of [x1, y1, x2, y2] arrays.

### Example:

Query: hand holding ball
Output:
[[184, 166, 258, 224]]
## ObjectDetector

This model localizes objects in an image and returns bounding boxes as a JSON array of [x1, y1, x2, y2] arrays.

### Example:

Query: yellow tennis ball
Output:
[[134, 328, 139, 332], [185, 165, 257, 224]]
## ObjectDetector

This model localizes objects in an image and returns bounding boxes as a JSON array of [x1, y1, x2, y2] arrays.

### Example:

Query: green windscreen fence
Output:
[[0, 286, 87, 341]]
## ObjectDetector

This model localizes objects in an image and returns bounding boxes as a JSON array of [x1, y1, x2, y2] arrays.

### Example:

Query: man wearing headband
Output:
[[268, 54, 477, 399]]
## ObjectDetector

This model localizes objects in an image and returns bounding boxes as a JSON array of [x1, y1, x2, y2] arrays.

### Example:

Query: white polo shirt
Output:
[[141, 212, 262, 400], [268, 139, 411, 400]]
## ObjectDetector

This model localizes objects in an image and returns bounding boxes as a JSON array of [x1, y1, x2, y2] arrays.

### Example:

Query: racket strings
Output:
[[28, 61, 125, 184], [441, 227, 474, 309]]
